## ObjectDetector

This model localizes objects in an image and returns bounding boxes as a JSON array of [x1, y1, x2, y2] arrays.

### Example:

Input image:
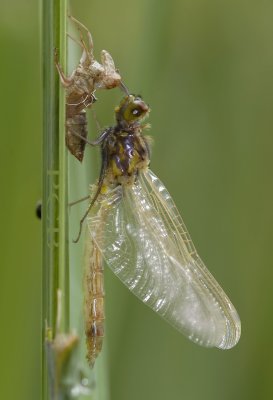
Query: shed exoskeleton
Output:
[[55, 16, 122, 161]]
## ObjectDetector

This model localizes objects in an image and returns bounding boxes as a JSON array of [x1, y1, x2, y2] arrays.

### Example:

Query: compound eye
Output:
[[132, 108, 141, 116]]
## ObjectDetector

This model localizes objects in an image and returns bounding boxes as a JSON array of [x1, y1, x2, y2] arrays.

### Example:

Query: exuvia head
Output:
[[115, 95, 150, 128]]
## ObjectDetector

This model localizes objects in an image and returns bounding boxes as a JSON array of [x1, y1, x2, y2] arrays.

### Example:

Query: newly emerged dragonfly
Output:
[[55, 16, 122, 161], [82, 95, 241, 366]]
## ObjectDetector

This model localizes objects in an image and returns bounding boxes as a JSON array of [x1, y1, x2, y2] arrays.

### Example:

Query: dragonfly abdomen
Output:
[[65, 110, 88, 162], [84, 239, 105, 367]]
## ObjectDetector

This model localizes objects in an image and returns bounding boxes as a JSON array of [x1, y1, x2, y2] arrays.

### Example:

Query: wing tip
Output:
[[217, 318, 241, 350]]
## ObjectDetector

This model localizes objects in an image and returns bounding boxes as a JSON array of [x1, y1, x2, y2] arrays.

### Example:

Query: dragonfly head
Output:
[[115, 95, 150, 128]]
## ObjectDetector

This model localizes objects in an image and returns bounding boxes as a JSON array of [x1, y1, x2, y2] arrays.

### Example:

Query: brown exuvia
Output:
[[55, 16, 122, 161]]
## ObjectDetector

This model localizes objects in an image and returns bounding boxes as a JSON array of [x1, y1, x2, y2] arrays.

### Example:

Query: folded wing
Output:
[[87, 169, 241, 349]]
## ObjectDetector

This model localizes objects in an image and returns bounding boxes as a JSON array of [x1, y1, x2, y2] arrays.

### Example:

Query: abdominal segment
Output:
[[65, 111, 88, 162], [84, 238, 105, 367]]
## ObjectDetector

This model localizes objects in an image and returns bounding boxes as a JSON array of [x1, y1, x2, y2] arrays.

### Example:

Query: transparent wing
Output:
[[87, 169, 241, 349]]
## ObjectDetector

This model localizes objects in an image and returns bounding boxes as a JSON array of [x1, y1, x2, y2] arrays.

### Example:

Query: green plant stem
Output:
[[42, 0, 67, 398], [42, 2, 110, 399]]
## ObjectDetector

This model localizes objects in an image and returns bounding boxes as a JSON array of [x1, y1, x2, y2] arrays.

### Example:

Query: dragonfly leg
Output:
[[54, 48, 74, 87], [69, 195, 90, 208], [68, 15, 94, 53], [68, 126, 99, 147]]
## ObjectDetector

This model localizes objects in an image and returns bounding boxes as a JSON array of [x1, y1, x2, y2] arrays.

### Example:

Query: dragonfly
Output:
[[80, 94, 241, 366], [55, 16, 122, 162]]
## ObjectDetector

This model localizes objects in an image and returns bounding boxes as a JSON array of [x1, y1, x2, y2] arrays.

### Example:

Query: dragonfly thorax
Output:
[[105, 130, 150, 186]]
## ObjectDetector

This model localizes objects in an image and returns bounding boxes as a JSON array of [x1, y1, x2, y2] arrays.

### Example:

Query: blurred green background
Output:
[[1, 0, 273, 399]]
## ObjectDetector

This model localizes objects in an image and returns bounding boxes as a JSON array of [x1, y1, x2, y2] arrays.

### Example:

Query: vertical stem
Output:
[[42, 0, 67, 399], [42, 2, 110, 399], [58, 0, 69, 335]]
